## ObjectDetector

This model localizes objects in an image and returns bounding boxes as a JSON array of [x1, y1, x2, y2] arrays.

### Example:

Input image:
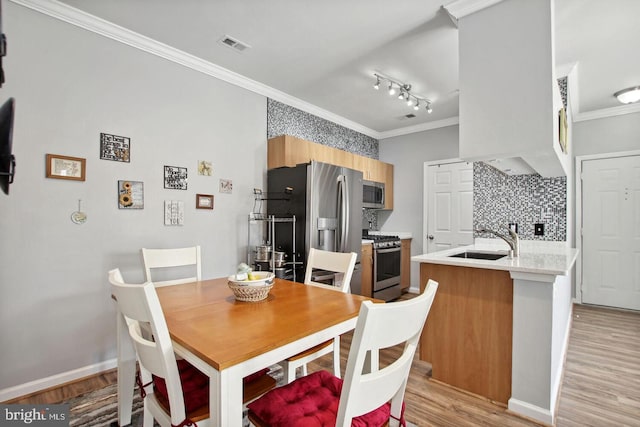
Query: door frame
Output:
[[575, 149, 640, 304], [422, 158, 468, 253]]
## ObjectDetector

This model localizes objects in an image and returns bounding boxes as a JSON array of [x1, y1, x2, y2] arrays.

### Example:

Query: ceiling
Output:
[[51, 0, 640, 138]]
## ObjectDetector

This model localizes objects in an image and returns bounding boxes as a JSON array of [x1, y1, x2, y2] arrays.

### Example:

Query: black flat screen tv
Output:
[[0, 97, 15, 195]]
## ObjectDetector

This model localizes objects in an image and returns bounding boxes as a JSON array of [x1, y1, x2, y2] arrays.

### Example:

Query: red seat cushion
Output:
[[153, 362, 272, 414], [153, 359, 209, 413], [247, 370, 393, 427]]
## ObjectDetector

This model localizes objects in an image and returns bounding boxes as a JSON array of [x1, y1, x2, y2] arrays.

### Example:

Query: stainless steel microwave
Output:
[[363, 180, 385, 209]]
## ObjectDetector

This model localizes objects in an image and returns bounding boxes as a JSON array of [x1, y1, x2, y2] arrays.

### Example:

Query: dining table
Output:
[[115, 276, 378, 427]]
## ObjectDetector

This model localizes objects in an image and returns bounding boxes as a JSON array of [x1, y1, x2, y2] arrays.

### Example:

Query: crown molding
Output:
[[378, 116, 460, 140], [443, 0, 505, 23], [9, 0, 382, 139], [574, 102, 640, 122]]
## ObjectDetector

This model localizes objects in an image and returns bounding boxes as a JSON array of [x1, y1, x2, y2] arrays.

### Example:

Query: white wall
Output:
[[378, 126, 459, 290], [573, 112, 640, 156], [0, 3, 266, 391]]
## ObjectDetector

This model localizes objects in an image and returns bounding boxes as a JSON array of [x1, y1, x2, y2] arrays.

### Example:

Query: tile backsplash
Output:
[[267, 99, 378, 158], [473, 162, 567, 241]]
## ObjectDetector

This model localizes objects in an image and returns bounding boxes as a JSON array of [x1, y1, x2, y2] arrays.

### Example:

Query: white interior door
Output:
[[582, 154, 640, 310], [424, 161, 474, 253]]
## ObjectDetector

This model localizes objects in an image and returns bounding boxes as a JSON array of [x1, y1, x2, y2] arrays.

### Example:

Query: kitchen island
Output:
[[412, 240, 578, 425]]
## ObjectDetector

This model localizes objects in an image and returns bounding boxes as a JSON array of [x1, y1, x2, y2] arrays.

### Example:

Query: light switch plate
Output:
[[534, 223, 544, 236]]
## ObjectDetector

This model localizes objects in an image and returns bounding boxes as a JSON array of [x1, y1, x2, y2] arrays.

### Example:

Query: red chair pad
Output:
[[247, 370, 392, 427], [153, 359, 209, 413], [153, 361, 271, 414]]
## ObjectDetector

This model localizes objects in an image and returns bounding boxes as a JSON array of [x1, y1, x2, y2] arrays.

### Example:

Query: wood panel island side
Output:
[[412, 240, 578, 426]]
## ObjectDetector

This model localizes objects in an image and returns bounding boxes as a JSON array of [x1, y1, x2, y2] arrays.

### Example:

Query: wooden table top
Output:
[[156, 277, 375, 370]]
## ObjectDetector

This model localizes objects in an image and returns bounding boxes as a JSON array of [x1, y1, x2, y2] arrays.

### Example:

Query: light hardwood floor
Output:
[[6, 301, 640, 427]]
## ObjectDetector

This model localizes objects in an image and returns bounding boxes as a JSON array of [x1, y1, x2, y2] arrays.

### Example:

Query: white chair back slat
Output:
[[304, 248, 357, 293], [141, 246, 202, 287]]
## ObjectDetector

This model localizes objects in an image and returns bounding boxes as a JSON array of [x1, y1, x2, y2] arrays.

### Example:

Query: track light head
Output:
[[426, 103, 433, 114], [388, 82, 395, 96], [406, 94, 414, 106], [373, 76, 380, 90], [398, 91, 405, 100]]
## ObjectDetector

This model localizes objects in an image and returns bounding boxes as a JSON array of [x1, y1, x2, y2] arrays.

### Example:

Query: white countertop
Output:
[[411, 239, 579, 276]]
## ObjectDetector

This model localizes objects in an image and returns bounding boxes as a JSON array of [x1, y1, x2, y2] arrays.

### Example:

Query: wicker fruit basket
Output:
[[227, 272, 275, 302]]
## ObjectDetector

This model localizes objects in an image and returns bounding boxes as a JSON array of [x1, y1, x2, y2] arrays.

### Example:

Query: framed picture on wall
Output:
[[558, 107, 568, 153], [219, 178, 233, 194], [100, 133, 131, 162], [118, 180, 144, 209], [164, 165, 188, 190], [196, 193, 214, 209], [45, 154, 86, 181]]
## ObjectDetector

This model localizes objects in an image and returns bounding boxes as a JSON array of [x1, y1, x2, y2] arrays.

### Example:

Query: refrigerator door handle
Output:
[[337, 174, 349, 253]]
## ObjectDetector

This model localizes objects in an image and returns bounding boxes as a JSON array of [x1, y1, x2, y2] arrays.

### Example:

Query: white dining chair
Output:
[[109, 268, 276, 427], [281, 248, 357, 383], [248, 279, 439, 427], [141, 245, 202, 287]]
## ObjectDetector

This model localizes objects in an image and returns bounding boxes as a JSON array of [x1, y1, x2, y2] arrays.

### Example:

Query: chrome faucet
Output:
[[475, 226, 520, 258]]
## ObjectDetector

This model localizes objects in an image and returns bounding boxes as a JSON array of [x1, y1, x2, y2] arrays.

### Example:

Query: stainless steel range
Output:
[[368, 234, 402, 301]]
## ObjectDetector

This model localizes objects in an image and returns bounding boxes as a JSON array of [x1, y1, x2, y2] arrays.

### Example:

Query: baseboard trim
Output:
[[0, 358, 117, 402], [508, 397, 553, 425]]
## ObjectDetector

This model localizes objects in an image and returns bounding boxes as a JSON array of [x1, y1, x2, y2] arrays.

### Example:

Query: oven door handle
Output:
[[375, 246, 401, 254]]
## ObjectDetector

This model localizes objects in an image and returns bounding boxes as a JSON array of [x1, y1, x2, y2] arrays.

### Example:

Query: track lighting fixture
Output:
[[373, 72, 433, 114], [373, 76, 380, 90]]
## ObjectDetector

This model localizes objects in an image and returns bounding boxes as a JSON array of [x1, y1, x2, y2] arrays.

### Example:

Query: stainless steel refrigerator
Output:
[[267, 160, 363, 293]]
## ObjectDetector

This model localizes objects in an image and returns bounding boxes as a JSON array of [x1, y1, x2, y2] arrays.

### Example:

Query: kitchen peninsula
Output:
[[412, 240, 578, 425]]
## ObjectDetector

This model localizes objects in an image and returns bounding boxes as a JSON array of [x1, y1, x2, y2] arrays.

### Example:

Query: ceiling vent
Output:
[[219, 35, 251, 53], [402, 113, 416, 119]]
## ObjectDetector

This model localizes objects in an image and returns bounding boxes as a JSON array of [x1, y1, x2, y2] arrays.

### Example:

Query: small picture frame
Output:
[[196, 193, 214, 209], [219, 178, 233, 194], [164, 165, 188, 190], [198, 160, 212, 176], [558, 107, 568, 154], [46, 154, 86, 181], [100, 133, 131, 163], [118, 180, 144, 209]]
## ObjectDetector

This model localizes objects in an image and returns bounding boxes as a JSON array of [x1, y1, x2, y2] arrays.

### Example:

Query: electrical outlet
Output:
[[534, 223, 544, 236]]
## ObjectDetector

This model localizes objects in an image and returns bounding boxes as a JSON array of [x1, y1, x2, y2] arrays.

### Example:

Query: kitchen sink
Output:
[[449, 251, 507, 260]]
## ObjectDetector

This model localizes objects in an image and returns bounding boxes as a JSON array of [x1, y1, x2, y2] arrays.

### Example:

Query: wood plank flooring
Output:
[[554, 304, 640, 427], [5, 301, 639, 426]]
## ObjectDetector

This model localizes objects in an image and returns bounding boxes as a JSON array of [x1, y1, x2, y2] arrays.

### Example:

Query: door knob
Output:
[[428, 235, 434, 240]]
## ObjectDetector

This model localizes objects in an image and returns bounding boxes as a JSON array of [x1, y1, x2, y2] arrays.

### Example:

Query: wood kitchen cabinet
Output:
[[268, 135, 393, 209], [419, 262, 513, 404], [360, 243, 373, 298], [400, 238, 411, 292], [268, 135, 352, 170]]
